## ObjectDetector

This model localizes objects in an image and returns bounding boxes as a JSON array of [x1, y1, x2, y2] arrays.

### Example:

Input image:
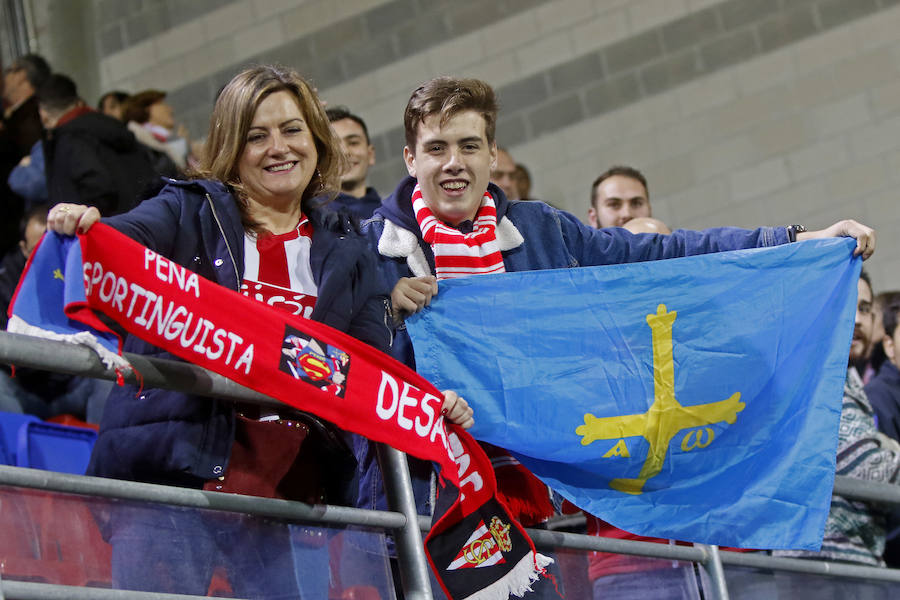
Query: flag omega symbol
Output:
[[576, 304, 745, 495]]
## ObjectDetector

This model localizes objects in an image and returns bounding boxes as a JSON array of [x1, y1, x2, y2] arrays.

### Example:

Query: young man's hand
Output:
[[390, 275, 438, 322], [796, 219, 875, 259]]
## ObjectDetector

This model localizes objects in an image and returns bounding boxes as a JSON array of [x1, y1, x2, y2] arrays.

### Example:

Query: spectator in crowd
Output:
[[514, 162, 532, 200], [1, 53, 50, 257], [0, 204, 47, 331], [97, 90, 129, 121], [361, 75, 874, 598], [0, 54, 18, 257], [2, 53, 50, 159], [45, 64, 470, 598], [491, 146, 519, 201], [868, 292, 900, 442], [7, 139, 48, 208], [864, 291, 895, 383], [774, 272, 900, 597], [588, 165, 652, 229], [846, 273, 879, 379], [122, 89, 188, 174], [37, 74, 160, 215], [325, 105, 381, 220], [868, 291, 900, 569]]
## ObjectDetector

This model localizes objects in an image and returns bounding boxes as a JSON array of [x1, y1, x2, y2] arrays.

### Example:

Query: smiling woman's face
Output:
[[237, 90, 318, 206]]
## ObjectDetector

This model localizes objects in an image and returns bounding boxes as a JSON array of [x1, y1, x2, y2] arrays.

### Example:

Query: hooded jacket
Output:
[[87, 179, 392, 493], [43, 110, 160, 215]]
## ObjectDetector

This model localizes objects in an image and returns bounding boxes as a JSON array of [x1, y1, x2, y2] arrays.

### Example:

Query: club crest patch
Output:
[[279, 325, 350, 397], [447, 516, 513, 571]]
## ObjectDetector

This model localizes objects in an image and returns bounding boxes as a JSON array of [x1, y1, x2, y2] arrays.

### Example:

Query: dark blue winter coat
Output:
[[87, 179, 392, 492], [326, 187, 381, 222]]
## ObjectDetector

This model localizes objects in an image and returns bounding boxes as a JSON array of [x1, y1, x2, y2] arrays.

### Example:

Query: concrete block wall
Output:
[[33, 0, 900, 289]]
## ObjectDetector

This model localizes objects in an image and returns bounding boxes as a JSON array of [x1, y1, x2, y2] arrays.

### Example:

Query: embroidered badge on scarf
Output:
[[8, 226, 551, 600]]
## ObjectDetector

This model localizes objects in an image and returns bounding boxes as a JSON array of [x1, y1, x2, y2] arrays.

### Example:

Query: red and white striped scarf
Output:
[[412, 184, 506, 281]]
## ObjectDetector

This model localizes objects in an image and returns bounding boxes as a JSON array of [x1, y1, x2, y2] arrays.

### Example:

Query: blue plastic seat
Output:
[[0, 411, 40, 466], [16, 421, 97, 474]]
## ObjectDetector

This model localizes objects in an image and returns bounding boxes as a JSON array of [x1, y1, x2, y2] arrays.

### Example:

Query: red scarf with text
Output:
[[412, 184, 506, 280], [51, 224, 549, 599]]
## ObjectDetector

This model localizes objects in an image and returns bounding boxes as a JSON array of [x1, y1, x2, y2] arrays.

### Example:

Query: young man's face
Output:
[[332, 117, 375, 193], [404, 110, 497, 226], [850, 277, 874, 363], [589, 175, 651, 228]]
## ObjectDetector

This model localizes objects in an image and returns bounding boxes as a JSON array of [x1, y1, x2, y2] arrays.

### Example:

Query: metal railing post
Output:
[[695, 543, 730, 600], [377, 444, 433, 600]]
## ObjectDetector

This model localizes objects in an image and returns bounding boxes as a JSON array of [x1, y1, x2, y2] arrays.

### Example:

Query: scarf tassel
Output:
[[463, 551, 554, 600]]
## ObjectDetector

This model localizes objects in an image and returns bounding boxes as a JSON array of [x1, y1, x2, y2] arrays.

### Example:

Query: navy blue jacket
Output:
[[327, 187, 381, 222], [87, 179, 392, 489], [867, 361, 900, 443]]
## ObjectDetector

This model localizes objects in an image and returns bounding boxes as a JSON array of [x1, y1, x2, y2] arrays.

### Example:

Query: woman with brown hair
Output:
[[48, 64, 471, 597]]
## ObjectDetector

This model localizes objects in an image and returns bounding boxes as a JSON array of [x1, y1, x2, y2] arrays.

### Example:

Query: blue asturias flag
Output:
[[406, 238, 861, 550], [8, 233, 123, 368]]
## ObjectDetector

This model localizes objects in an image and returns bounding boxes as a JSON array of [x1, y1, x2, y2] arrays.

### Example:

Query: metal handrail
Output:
[[3, 330, 900, 599], [0, 581, 238, 600], [0, 465, 405, 530]]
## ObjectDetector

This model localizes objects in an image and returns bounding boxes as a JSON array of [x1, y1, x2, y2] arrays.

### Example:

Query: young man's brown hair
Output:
[[403, 77, 498, 149]]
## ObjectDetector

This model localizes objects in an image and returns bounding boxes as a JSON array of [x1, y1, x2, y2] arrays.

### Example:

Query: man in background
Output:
[[491, 146, 519, 201], [1, 54, 51, 256], [38, 74, 159, 215], [326, 106, 381, 220], [2, 53, 50, 159], [868, 293, 900, 442], [588, 165, 651, 229]]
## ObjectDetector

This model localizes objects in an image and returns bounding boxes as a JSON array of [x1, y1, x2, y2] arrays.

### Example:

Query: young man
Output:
[[326, 106, 381, 220], [588, 165, 651, 229], [361, 75, 875, 594], [368, 76, 872, 354]]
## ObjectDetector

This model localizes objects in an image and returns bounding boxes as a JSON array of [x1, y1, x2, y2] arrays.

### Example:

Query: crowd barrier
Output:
[[2, 330, 900, 600]]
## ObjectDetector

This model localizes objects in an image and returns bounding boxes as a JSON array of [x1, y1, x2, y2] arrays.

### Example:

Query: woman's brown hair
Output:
[[195, 64, 344, 220]]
